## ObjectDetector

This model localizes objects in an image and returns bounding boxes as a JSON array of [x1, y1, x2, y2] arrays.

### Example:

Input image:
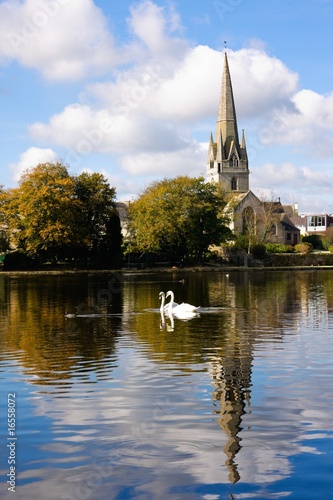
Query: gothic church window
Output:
[[229, 154, 239, 167], [242, 206, 255, 236], [231, 177, 237, 190]]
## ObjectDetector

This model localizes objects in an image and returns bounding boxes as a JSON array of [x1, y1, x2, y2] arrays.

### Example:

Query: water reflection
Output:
[[0, 270, 333, 499]]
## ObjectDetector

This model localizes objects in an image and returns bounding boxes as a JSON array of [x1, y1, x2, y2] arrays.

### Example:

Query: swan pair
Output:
[[159, 291, 179, 311], [159, 290, 199, 314]]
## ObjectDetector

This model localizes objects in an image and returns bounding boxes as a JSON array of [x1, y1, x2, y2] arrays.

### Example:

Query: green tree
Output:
[[0, 230, 10, 253], [322, 228, 333, 250], [0, 185, 10, 253], [302, 233, 324, 250], [74, 172, 122, 266], [128, 176, 233, 263]]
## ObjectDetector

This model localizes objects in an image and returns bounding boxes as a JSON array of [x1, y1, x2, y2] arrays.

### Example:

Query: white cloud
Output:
[[3, 1, 333, 213], [26, 40, 327, 212], [119, 141, 206, 177], [293, 89, 333, 128], [128, 0, 187, 60], [260, 89, 333, 157], [252, 161, 333, 191], [0, 0, 190, 81], [0, 0, 126, 81], [229, 48, 299, 117], [29, 104, 188, 156], [251, 161, 333, 211], [9, 146, 59, 181], [28, 46, 300, 154], [149, 45, 221, 121]]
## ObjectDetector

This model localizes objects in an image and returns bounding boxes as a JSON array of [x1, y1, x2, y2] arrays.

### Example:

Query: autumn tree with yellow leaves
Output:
[[3, 163, 122, 267]]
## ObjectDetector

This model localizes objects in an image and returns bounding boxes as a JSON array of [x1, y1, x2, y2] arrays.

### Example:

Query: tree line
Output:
[[0, 163, 122, 268], [0, 163, 234, 269]]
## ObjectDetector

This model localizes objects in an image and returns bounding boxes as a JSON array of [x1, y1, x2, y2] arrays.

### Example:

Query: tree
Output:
[[128, 176, 233, 263], [242, 206, 256, 253], [302, 233, 324, 250], [5, 163, 81, 262], [322, 228, 333, 250], [0, 230, 10, 253], [74, 172, 122, 266], [4, 163, 122, 266], [0, 185, 10, 253]]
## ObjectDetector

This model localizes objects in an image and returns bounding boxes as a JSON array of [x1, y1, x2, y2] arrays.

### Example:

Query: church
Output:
[[206, 52, 300, 246]]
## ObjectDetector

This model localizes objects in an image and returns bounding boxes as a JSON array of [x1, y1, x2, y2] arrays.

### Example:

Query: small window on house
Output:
[[307, 215, 326, 227], [217, 162, 221, 172], [286, 233, 291, 241]]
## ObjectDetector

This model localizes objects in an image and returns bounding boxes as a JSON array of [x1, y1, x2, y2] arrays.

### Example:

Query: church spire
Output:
[[206, 51, 249, 193], [216, 52, 240, 155]]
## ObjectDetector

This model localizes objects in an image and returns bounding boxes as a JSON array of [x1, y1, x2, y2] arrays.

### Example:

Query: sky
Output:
[[0, 0, 333, 214]]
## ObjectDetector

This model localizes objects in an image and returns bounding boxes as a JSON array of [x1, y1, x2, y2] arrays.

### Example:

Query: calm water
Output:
[[0, 270, 333, 499]]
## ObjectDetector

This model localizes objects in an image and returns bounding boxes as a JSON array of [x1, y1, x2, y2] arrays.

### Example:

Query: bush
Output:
[[251, 243, 266, 257], [302, 234, 324, 249], [294, 242, 312, 254], [329, 246, 333, 253], [265, 243, 294, 254], [321, 228, 333, 250], [233, 234, 249, 252], [3, 251, 39, 270]]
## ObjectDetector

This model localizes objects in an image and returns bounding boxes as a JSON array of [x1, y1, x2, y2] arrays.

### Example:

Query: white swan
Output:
[[172, 310, 199, 320], [159, 291, 178, 311], [165, 290, 200, 314], [64, 311, 76, 318]]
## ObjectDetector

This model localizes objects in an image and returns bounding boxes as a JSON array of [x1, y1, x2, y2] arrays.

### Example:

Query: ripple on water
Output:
[[1, 271, 333, 499]]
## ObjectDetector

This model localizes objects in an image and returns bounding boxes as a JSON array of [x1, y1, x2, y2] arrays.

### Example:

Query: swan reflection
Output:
[[160, 309, 174, 331], [160, 308, 200, 332]]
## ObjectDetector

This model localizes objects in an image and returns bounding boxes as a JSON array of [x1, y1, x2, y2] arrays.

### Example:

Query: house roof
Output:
[[262, 201, 285, 214], [278, 213, 300, 232]]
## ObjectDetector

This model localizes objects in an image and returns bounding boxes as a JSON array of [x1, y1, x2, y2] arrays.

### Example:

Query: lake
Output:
[[0, 269, 333, 499]]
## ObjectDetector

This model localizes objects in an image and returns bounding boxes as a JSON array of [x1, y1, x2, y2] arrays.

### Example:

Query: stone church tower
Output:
[[206, 52, 249, 193], [206, 52, 300, 246]]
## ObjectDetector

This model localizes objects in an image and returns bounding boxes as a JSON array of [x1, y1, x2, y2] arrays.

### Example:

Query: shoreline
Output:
[[1, 265, 333, 276]]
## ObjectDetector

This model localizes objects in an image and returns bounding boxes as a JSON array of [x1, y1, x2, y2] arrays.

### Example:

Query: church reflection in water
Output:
[[209, 346, 252, 484]]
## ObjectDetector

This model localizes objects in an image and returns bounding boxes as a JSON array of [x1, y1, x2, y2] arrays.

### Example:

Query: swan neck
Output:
[[168, 291, 175, 309]]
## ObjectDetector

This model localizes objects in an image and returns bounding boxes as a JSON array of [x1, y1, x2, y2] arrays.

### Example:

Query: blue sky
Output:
[[0, 0, 333, 213]]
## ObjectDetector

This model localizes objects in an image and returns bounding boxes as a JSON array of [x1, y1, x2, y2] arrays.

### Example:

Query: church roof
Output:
[[262, 201, 285, 214], [224, 190, 259, 210]]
